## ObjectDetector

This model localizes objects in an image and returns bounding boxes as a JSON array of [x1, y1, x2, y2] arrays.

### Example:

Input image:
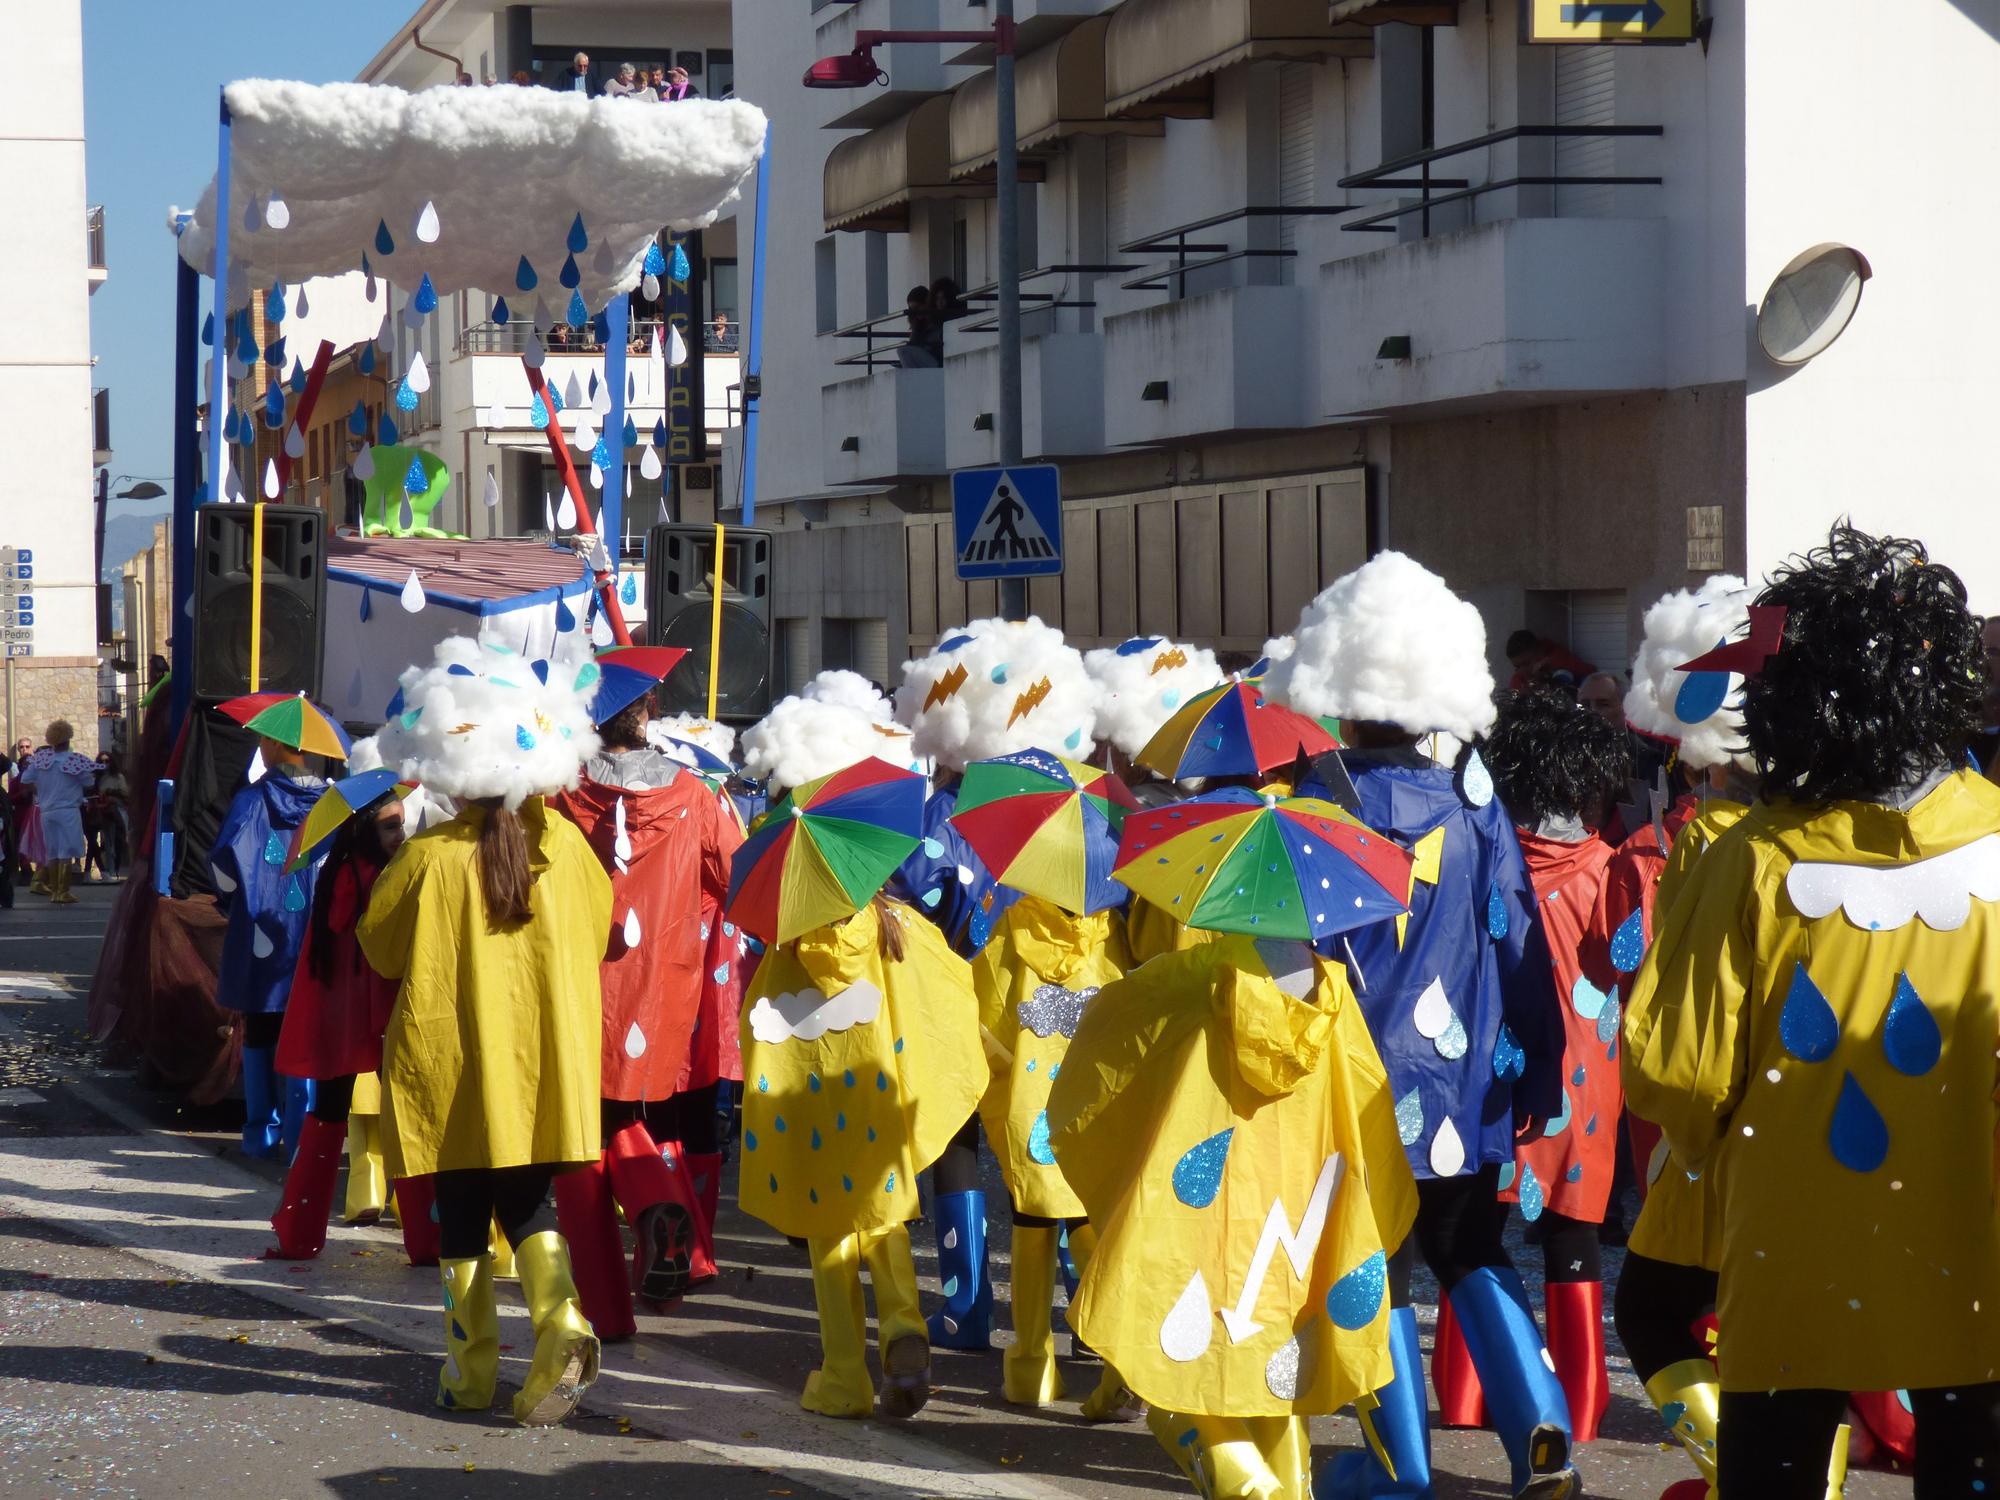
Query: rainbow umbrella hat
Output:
[[1113, 787, 1412, 941], [219, 691, 352, 760], [1136, 678, 1340, 782], [726, 757, 927, 944], [585, 644, 689, 725], [285, 767, 413, 872], [949, 748, 1139, 915]]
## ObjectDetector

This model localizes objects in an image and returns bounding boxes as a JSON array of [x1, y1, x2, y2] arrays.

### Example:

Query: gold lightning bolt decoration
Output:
[[924, 663, 969, 711], [1007, 677, 1053, 727], [1396, 827, 1448, 949], [1150, 647, 1188, 675]]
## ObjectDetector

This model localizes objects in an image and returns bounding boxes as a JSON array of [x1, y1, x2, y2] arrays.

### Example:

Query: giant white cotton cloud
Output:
[[374, 634, 600, 810], [1623, 575, 1754, 771], [741, 692, 921, 791], [800, 669, 896, 721], [177, 81, 766, 312], [1082, 636, 1224, 759], [747, 980, 884, 1044], [1265, 552, 1497, 741], [894, 617, 1097, 771]]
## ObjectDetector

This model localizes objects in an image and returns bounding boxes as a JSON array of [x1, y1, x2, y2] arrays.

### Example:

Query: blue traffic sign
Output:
[[953, 464, 1063, 581]]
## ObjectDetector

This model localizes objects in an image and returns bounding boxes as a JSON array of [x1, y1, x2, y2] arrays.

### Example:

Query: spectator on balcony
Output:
[[898, 286, 938, 369], [708, 311, 737, 352], [645, 65, 669, 99], [605, 62, 648, 99], [661, 65, 700, 101], [554, 51, 594, 96], [511, 70, 532, 86], [926, 277, 968, 362]]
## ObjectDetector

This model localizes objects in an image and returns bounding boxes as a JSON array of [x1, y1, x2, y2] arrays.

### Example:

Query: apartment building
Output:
[[741, 0, 2000, 691]]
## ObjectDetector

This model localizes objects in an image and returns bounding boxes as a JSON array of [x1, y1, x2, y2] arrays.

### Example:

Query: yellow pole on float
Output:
[[249, 497, 266, 692], [706, 521, 726, 721]]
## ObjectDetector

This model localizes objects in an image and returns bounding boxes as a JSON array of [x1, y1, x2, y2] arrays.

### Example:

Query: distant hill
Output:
[[101, 506, 171, 632]]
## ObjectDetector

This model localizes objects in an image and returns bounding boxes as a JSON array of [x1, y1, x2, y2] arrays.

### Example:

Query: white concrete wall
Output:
[[1740, 0, 2000, 609], [0, 0, 98, 662]]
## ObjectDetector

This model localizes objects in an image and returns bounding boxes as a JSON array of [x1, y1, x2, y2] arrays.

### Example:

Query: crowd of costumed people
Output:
[[212, 519, 1997, 1498]]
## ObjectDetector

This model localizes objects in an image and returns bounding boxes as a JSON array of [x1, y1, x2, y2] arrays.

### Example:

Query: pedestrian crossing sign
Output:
[[953, 464, 1064, 581]]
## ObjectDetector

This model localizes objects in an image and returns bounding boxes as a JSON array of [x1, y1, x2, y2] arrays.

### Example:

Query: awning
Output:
[[949, 17, 1154, 179], [1105, 0, 1372, 118], [824, 96, 972, 233], [1328, 0, 1460, 21]]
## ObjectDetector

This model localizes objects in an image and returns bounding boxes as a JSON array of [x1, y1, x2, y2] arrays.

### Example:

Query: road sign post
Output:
[[953, 464, 1063, 584]]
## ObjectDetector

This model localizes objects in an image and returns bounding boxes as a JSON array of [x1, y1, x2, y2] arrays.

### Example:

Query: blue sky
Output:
[[84, 0, 417, 518]]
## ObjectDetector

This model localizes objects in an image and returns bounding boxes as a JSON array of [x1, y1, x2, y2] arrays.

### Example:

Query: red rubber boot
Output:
[[686, 1149, 723, 1286], [1432, 1296, 1489, 1428], [604, 1121, 700, 1306], [394, 1176, 441, 1266], [266, 1115, 346, 1260], [553, 1154, 638, 1340], [1543, 1279, 1611, 1442]]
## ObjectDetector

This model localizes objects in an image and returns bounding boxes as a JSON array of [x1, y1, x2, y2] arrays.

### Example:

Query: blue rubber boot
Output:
[[1318, 1305, 1434, 1498], [240, 1045, 283, 1158], [1449, 1268, 1579, 1500], [279, 1074, 315, 1165], [925, 1190, 992, 1350]]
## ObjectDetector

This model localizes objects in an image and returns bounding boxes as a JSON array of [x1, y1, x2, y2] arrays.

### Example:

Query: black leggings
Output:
[[1719, 1384, 2000, 1500], [435, 1166, 560, 1260], [309, 1074, 355, 1124], [641, 1082, 722, 1155], [1539, 1210, 1602, 1284], [243, 1012, 285, 1049], [1612, 1251, 1717, 1382], [932, 1116, 982, 1195]]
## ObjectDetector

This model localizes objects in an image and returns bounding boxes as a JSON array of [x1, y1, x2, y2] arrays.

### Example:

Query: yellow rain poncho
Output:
[[1625, 797, 1747, 1275], [736, 899, 985, 1241], [971, 896, 1133, 1219], [359, 799, 614, 1178], [1048, 934, 1417, 1419], [1625, 770, 2000, 1392]]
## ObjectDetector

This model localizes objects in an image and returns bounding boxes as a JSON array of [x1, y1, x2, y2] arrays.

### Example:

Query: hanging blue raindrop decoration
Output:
[[263, 381, 286, 427], [1882, 971, 1942, 1077], [669, 241, 690, 282], [620, 572, 638, 605], [233, 305, 254, 350], [374, 218, 395, 255], [1171, 1129, 1233, 1209], [288, 361, 308, 396], [379, 411, 400, 446], [395, 379, 419, 412], [516, 255, 538, 291], [1609, 906, 1648, 974], [652, 418, 668, 448], [1828, 1070, 1889, 1173], [555, 594, 577, 632], [622, 415, 638, 447], [567, 213, 589, 253], [591, 310, 610, 345], [265, 284, 286, 323], [529, 394, 549, 428], [492, 295, 510, 326], [1780, 963, 1840, 1063], [591, 435, 612, 471], [414, 272, 438, 315], [529, 659, 550, 686], [643, 241, 666, 276], [238, 323, 260, 366], [559, 252, 581, 290], [566, 290, 589, 328], [587, 370, 600, 400], [404, 456, 430, 494], [546, 383, 563, 413], [358, 342, 376, 375], [263, 334, 286, 370], [201, 311, 215, 346]]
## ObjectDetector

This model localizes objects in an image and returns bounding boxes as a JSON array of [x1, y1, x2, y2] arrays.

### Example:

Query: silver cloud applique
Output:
[[1019, 984, 1099, 1039]]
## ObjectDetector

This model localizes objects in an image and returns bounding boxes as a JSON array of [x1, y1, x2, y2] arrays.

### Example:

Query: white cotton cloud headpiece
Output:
[[1082, 637, 1225, 758], [373, 634, 600, 811], [741, 694, 923, 792], [1264, 552, 1497, 741], [650, 713, 737, 764], [800, 669, 895, 721], [1624, 575, 1755, 771], [894, 617, 1097, 772]]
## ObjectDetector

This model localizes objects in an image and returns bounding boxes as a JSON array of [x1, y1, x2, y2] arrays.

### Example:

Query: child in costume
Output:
[[18, 721, 96, 904], [267, 778, 406, 1259], [550, 659, 741, 1336], [1048, 913, 1418, 1500], [211, 724, 334, 1159], [360, 636, 612, 1427], [893, 621, 1098, 1349], [1626, 525, 2000, 1497], [728, 747, 985, 1421], [1481, 688, 1632, 1443], [1266, 552, 1578, 1500]]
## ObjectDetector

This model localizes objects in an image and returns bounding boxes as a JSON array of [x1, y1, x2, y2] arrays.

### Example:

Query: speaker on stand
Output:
[[645, 524, 772, 722]]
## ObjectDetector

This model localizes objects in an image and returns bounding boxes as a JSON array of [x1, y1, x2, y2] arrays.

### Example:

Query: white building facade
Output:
[[0, 0, 108, 746], [740, 0, 2000, 691]]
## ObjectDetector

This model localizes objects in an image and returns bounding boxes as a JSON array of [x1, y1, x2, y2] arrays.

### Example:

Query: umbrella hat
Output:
[[1113, 787, 1411, 941], [726, 757, 926, 944], [950, 748, 1138, 915], [221, 691, 353, 760], [1136, 679, 1340, 782], [656, 734, 732, 775], [585, 644, 689, 725], [284, 767, 412, 871]]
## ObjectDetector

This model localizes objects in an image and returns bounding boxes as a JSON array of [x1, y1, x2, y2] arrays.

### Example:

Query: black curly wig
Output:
[[1742, 524, 1985, 805], [1485, 687, 1633, 827]]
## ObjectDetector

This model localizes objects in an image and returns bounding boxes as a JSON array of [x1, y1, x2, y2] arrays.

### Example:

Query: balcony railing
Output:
[[457, 318, 678, 357], [1118, 207, 1356, 299], [1338, 124, 1665, 236], [829, 264, 1139, 368], [86, 205, 106, 273]]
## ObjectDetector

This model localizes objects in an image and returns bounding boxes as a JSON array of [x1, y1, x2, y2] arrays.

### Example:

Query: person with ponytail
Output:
[[359, 636, 612, 1427]]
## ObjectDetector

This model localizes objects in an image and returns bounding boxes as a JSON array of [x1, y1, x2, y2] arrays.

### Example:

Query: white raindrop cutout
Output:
[[544, 493, 557, 531], [589, 462, 604, 491], [294, 283, 309, 318], [642, 272, 660, 300], [264, 192, 290, 230], [261, 459, 281, 500], [212, 863, 238, 894], [353, 446, 375, 481], [1411, 977, 1454, 1039], [413, 200, 441, 243], [399, 570, 427, 612], [1159, 1271, 1213, 1363], [640, 446, 663, 481], [613, 797, 634, 864], [591, 610, 615, 647], [1429, 1116, 1467, 1177], [252, 925, 275, 958], [523, 333, 546, 369], [406, 350, 431, 393], [668, 323, 688, 366], [564, 371, 584, 409], [623, 908, 642, 947], [483, 469, 499, 508], [573, 420, 597, 455], [247, 747, 267, 783], [533, 297, 553, 335], [624, 1022, 648, 1059], [591, 375, 612, 418], [283, 423, 305, 459], [556, 490, 578, 529]]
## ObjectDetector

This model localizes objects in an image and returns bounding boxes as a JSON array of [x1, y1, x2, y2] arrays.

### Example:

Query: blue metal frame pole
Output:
[[739, 122, 771, 526], [203, 91, 233, 509], [169, 248, 200, 736], [602, 292, 629, 561]]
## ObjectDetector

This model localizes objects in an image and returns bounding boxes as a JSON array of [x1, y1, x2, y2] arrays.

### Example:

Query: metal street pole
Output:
[[993, 0, 1025, 622]]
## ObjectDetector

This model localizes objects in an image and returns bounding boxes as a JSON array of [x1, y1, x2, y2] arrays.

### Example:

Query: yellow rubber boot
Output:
[[1066, 1221, 1143, 1422], [1826, 1423, 1850, 1499], [860, 1224, 931, 1420], [1003, 1223, 1065, 1405], [435, 1255, 498, 1412], [1644, 1359, 1720, 1491], [49, 860, 78, 905], [343, 1114, 388, 1225], [1147, 1409, 1303, 1500], [510, 1231, 600, 1427], [802, 1233, 875, 1418], [489, 1216, 517, 1280]]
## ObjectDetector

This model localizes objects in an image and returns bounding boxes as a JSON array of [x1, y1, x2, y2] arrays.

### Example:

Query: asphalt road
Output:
[[0, 879, 1917, 1498]]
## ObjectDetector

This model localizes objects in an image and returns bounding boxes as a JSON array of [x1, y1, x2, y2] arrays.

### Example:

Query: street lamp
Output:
[[805, 4, 1029, 621]]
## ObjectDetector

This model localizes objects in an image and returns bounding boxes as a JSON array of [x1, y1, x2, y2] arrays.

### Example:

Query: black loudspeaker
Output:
[[192, 503, 326, 703], [646, 524, 773, 721]]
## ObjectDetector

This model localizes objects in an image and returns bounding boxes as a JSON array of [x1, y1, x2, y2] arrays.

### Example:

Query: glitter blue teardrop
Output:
[[670, 242, 690, 281], [1326, 1249, 1387, 1330], [1028, 1110, 1056, 1165], [1171, 1129, 1233, 1209], [1780, 963, 1840, 1063], [1609, 906, 1648, 974], [1486, 882, 1508, 940], [414, 272, 438, 314]]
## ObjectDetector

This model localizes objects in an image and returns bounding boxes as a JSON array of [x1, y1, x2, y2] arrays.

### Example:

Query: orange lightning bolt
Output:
[[1007, 677, 1053, 727], [924, 663, 969, 711], [1150, 647, 1188, 675]]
